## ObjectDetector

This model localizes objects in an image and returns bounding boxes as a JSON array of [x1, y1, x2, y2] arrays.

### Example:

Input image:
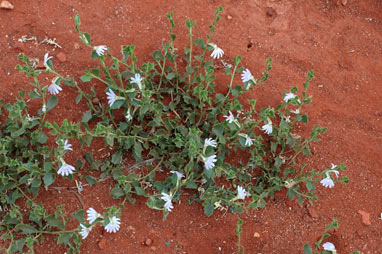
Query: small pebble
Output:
[[56, 52, 66, 62], [144, 238, 152, 246], [0, 0, 14, 9], [74, 42, 80, 50], [227, 15, 232, 20], [358, 210, 371, 225], [254, 232, 260, 238]]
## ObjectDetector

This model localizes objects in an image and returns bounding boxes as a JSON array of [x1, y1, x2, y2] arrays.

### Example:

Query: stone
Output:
[[253, 232, 260, 238], [74, 42, 80, 50], [227, 15, 232, 20], [144, 238, 152, 246], [307, 206, 319, 218], [0, 1, 14, 9], [98, 238, 107, 250], [358, 210, 371, 225], [56, 52, 66, 62]]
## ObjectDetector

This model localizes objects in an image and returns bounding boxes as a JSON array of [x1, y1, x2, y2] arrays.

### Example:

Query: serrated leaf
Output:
[[203, 202, 214, 217], [57, 232, 73, 245], [72, 209, 84, 223], [135, 186, 145, 196], [47, 96, 58, 111], [45, 214, 64, 230], [84, 175, 97, 186], [82, 110, 92, 123], [111, 150, 122, 165], [15, 223, 38, 234], [43, 172, 54, 188], [110, 186, 124, 199]]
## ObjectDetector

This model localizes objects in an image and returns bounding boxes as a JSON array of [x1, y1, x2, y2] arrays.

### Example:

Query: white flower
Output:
[[320, 177, 334, 188], [203, 154, 217, 170], [57, 161, 75, 176], [79, 224, 92, 239], [208, 43, 224, 59], [105, 216, 121, 233], [44, 53, 52, 69], [48, 77, 62, 95], [63, 140, 72, 151], [223, 111, 235, 123], [204, 138, 217, 148], [241, 69, 254, 83], [262, 122, 273, 135], [290, 108, 300, 114], [331, 170, 339, 178], [42, 104, 47, 113], [245, 136, 254, 147], [86, 208, 102, 224], [237, 186, 247, 200], [170, 170, 185, 179], [331, 163, 337, 169], [57, 139, 72, 151], [94, 45, 107, 56], [322, 242, 336, 252], [106, 89, 117, 107], [161, 192, 174, 212], [125, 108, 132, 121], [284, 93, 296, 102], [130, 73, 144, 90]]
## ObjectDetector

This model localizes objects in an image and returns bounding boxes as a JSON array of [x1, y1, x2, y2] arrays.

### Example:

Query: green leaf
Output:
[[82, 110, 92, 123], [135, 186, 145, 196], [37, 131, 48, 144], [10, 238, 26, 253], [29, 90, 41, 99], [80, 75, 92, 82], [75, 93, 82, 104], [47, 96, 58, 111], [84, 175, 97, 186], [15, 223, 38, 234], [45, 214, 64, 230], [203, 202, 214, 217], [133, 142, 143, 161], [72, 209, 84, 223], [57, 232, 73, 245], [111, 186, 124, 199], [303, 244, 312, 254], [111, 150, 122, 165], [186, 65, 194, 75], [74, 15, 81, 25]]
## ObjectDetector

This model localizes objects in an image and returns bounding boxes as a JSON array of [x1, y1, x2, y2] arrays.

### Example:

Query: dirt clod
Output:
[[92, 97, 100, 104], [74, 42, 80, 50], [307, 206, 319, 219], [36, 60, 46, 70], [98, 238, 107, 250], [56, 52, 66, 62], [0, 1, 14, 9], [358, 210, 371, 226]]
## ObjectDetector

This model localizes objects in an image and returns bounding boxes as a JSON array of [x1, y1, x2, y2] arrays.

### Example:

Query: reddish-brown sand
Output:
[[1, 0, 382, 253]]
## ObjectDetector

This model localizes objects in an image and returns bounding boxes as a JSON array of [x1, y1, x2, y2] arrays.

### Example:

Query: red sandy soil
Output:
[[1, 0, 382, 253]]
